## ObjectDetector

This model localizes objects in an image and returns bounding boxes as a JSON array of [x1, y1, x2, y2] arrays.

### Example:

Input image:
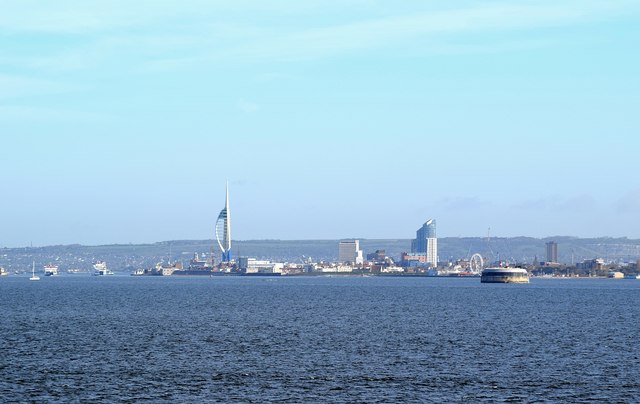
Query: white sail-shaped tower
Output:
[[215, 183, 232, 262]]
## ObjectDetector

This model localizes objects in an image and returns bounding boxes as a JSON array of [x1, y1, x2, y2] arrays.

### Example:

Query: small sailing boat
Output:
[[29, 261, 40, 281]]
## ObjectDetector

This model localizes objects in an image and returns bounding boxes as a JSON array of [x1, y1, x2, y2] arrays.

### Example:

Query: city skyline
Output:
[[1, 1, 640, 247]]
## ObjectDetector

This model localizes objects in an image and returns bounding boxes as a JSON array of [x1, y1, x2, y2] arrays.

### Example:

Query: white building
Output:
[[426, 238, 437, 267], [338, 240, 364, 264], [238, 257, 283, 273]]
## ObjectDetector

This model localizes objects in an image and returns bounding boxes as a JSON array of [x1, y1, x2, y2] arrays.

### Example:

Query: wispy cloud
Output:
[[438, 196, 490, 211], [616, 188, 640, 213], [512, 198, 549, 211], [0, 74, 74, 99], [0, 1, 179, 34], [0, 1, 374, 33], [227, 0, 640, 62], [237, 98, 260, 113], [3, 0, 639, 74], [0, 105, 111, 123], [512, 194, 597, 212], [556, 195, 598, 212]]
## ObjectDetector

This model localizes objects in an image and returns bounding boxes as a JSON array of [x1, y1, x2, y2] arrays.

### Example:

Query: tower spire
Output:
[[225, 181, 231, 253], [216, 182, 232, 262]]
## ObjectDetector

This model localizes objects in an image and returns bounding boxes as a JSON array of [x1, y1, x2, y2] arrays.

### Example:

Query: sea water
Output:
[[1, 276, 639, 402]]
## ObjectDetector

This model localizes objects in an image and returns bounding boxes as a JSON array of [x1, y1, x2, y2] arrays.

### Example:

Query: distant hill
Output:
[[2, 237, 640, 272]]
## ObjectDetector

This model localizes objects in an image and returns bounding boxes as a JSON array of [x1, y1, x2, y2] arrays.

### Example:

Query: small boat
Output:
[[29, 261, 40, 281], [0, 267, 8, 276], [131, 268, 146, 276]]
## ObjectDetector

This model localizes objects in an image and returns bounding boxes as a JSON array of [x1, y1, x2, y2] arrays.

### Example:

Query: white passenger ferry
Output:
[[93, 261, 114, 276], [44, 264, 59, 276]]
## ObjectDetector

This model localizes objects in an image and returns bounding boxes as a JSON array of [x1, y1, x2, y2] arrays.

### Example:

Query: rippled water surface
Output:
[[1, 276, 639, 402]]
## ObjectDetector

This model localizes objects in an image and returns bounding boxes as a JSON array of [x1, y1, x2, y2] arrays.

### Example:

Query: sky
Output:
[[1, 0, 640, 247]]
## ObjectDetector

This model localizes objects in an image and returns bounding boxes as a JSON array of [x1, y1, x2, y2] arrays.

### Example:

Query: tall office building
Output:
[[216, 183, 232, 262], [546, 241, 558, 263], [339, 240, 363, 264], [411, 219, 437, 266]]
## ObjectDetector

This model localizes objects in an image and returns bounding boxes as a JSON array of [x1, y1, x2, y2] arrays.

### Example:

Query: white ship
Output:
[[93, 261, 114, 276], [44, 264, 59, 276], [0, 267, 8, 276]]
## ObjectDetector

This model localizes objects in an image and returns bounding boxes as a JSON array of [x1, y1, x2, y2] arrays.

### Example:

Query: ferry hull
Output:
[[481, 275, 529, 284], [480, 268, 530, 284]]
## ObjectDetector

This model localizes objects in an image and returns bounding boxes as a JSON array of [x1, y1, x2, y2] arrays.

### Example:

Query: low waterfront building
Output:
[[381, 266, 404, 273], [401, 252, 432, 267], [156, 261, 183, 276], [238, 257, 283, 273], [321, 265, 353, 273]]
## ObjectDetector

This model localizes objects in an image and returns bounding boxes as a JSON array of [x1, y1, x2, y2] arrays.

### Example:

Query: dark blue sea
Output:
[[1, 275, 639, 402]]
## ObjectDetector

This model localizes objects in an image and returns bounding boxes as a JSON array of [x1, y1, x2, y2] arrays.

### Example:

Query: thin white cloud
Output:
[[0, 105, 111, 123], [0, 6, 137, 34], [616, 188, 640, 213], [0, 0, 183, 33], [512, 194, 597, 212], [2, 0, 639, 75], [237, 99, 260, 113], [512, 198, 549, 211], [0, 74, 73, 99], [0, 0, 370, 33], [229, 0, 640, 61], [438, 196, 490, 211], [556, 195, 598, 212]]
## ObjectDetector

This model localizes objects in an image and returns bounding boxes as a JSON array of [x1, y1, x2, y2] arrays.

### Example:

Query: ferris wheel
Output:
[[469, 253, 484, 273]]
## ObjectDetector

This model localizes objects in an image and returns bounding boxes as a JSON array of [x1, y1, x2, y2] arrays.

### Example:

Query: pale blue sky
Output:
[[1, 0, 639, 247]]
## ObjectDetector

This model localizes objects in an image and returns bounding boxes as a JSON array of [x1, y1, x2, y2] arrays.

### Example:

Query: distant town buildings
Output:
[[366, 250, 386, 263], [338, 240, 364, 264], [6, 185, 640, 278], [411, 219, 437, 266], [401, 252, 428, 267], [546, 241, 558, 263], [577, 258, 605, 271]]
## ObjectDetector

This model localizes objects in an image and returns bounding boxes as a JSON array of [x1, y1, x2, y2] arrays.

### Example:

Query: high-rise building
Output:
[[411, 219, 437, 266], [216, 183, 232, 262], [339, 240, 363, 264], [426, 237, 437, 267], [546, 241, 558, 263]]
